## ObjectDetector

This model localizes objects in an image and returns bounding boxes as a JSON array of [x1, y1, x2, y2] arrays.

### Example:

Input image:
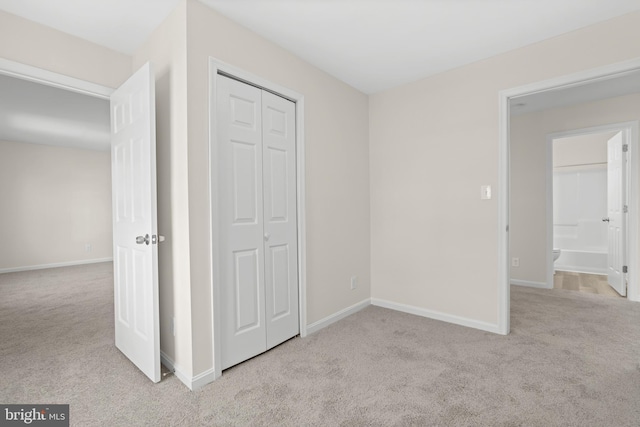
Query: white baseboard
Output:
[[555, 266, 608, 275], [0, 258, 113, 274], [160, 351, 188, 388], [511, 279, 552, 289], [165, 299, 372, 390], [160, 351, 216, 391], [371, 298, 501, 334], [191, 368, 216, 391], [306, 298, 371, 335]]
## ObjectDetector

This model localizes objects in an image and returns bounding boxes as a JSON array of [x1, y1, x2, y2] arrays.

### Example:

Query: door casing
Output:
[[499, 58, 640, 335], [208, 58, 307, 379], [0, 58, 113, 99]]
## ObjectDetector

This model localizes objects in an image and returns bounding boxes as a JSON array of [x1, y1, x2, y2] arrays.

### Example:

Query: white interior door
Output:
[[217, 75, 299, 370], [111, 62, 160, 382], [607, 131, 626, 296]]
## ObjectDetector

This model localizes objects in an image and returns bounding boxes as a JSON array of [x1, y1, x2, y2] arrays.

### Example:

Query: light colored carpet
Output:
[[2, 263, 640, 426]]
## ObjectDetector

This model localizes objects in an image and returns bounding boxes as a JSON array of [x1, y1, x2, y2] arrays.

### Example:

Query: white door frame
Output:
[[208, 58, 307, 379], [499, 58, 640, 334], [546, 123, 639, 294], [0, 58, 112, 99]]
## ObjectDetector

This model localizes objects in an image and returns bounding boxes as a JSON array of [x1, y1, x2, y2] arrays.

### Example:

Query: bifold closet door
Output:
[[218, 76, 266, 370], [217, 75, 299, 371], [262, 90, 299, 350]]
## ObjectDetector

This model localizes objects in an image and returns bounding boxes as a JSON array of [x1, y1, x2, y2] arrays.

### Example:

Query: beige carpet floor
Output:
[[2, 263, 640, 426]]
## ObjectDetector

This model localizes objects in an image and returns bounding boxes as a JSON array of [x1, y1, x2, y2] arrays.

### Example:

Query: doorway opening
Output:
[[498, 59, 640, 334], [0, 61, 123, 383], [0, 70, 112, 274], [0, 59, 165, 382], [549, 126, 634, 298]]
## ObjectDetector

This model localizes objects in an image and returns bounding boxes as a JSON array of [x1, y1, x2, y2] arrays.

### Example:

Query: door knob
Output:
[[264, 233, 271, 241], [136, 234, 150, 245], [602, 218, 610, 222]]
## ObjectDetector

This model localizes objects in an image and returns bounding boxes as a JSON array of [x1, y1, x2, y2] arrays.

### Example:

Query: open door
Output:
[[110, 62, 160, 382], [606, 131, 626, 296]]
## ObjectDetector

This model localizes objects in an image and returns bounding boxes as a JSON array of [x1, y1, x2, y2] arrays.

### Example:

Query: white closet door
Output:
[[217, 75, 267, 370], [262, 91, 299, 349]]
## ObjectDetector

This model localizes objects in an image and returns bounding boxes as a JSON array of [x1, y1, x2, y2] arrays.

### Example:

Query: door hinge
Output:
[[623, 265, 628, 273], [623, 144, 629, 152], [624, 205, 629, 213]]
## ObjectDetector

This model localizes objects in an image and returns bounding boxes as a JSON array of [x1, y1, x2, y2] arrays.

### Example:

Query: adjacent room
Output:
[[0, 74, 112, 274], [510, 70, 640, 300], [2, 0, 640, 425]]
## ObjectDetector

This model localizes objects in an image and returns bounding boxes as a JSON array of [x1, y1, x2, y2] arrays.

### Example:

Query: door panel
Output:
[[607, 132, 626, 296], [115, 247, 129, 325], [270, 244, 292, 319], [266, 147, 289, 220], [232, 141, 259, 222], [262, 90, 299, 350], [111, 62, 160, 382], [234, 249, 261, 332], [218, 75, 267, 370]]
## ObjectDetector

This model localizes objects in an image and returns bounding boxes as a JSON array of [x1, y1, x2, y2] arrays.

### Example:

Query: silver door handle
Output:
[[136, 234, 150, 245], [264, 233, 271, 241], [602, 218, 610, 222]]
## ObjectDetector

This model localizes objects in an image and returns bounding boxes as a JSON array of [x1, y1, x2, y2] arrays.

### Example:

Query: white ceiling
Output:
[[1, 1, 640, 150], [200, 0, 640, 94], [1, 0, 640, 94]]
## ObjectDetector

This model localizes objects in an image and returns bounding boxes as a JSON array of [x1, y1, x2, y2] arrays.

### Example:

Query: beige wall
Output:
[[0, 141, 112, 271], [553, 132, 614, 168], [511, 93, 640, 284], [0, 11, 131, 89], [132, 1, 193, 377], [370, 11, 640, 326], [185, 0, 370, 375]]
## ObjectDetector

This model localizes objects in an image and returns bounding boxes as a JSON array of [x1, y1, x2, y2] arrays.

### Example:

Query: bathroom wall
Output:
[[553, 133, 612, 274]]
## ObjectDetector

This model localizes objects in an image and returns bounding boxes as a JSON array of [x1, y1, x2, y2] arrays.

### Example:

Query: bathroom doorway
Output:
[[548, 125, 634, 298]]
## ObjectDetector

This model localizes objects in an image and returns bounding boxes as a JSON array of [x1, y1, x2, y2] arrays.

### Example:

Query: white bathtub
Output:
[[555, 249, 607, 275]]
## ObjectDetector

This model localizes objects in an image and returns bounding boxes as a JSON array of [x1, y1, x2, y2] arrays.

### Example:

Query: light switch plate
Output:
[[481, 185, 492, 200]]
